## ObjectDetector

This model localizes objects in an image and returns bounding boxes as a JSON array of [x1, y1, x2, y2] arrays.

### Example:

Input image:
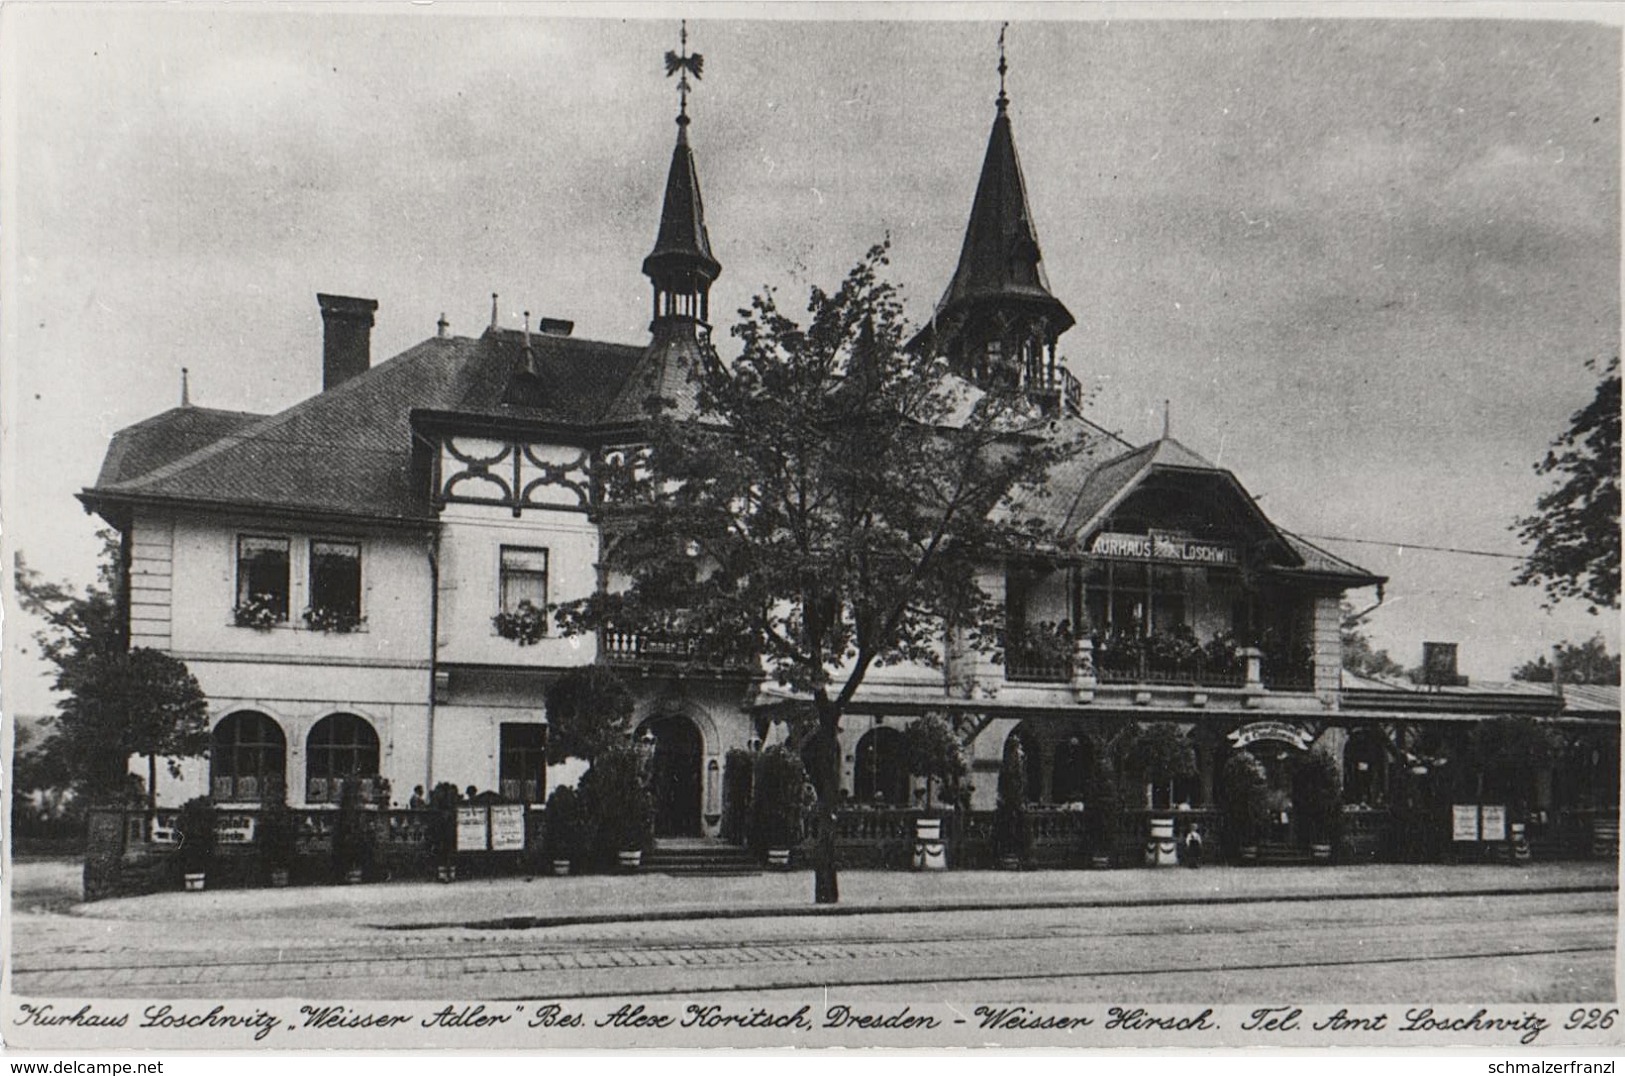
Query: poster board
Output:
[[489, 804, 525, 851], [1451, 804, 1480, 841], [1480, 804, 1507, 842], [456, 805, 489, 852]]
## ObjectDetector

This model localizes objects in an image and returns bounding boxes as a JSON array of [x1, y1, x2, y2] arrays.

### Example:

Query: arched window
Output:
[[211, 711, 286, 802], [306, 713, 380, 804], [852, 727, 910, 807]]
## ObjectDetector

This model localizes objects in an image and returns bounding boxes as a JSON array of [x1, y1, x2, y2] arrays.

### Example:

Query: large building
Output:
[[78, 35, 1616, 864]]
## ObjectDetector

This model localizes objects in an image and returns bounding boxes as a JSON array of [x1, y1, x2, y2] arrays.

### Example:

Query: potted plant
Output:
[[331, 777, 376, 884], [543, 785, 583, 876], [1222, 752, 1271, 863], [1121, 722, 1196, 866], [750, 745, 806, 869], [176, 795, 216, 891], [1084, 755, 1122, 868], [579, 746, 652, 870], [256, 776, 298, 887], [993, 738, 1030, 869], [492, 599, 549, 645], [1294, 749, 1344, 862]]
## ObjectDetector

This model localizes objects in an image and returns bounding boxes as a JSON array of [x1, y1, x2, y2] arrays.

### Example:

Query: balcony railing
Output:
[[598, 627, 755, 670], [1095, 656, 1246, 689], [1004, 644, 1073, 683]]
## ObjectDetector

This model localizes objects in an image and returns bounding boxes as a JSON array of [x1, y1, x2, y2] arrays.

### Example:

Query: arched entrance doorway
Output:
[[638, 715, 703, 838], [853, 727, 909, 806]]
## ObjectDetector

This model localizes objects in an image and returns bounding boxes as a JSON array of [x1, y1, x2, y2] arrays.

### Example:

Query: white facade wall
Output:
[[434, 502, 599, 667]]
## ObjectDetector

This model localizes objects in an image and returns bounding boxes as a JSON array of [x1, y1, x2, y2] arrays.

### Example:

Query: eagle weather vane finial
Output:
[[996, 22, 1009, 111], [664, 20, 704, 123]]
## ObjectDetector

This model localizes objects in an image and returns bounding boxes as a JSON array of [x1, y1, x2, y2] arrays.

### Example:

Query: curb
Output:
[[385, 881, 1619, 933]]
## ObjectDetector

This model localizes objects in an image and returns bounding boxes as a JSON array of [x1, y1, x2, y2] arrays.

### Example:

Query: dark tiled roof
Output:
[[600, 334, 710, 426], [87, 330, 644, 521], [95, 406, 265, 487], [931, 106, 1072, 332], [1046, 436, 1217, 536]]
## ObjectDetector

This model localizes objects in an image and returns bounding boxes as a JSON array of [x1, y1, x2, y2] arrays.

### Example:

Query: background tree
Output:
[[540, 665, 635, 765], [1513, 356, 1620, 613], [559, 244, 1080, 903], [1511, 635, 1621, 685], [902, 712, 969, 810], [1340, 600, 1407, 679], [15, 535, 208, 812]]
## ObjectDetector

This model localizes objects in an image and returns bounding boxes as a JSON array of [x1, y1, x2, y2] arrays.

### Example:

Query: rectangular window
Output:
[[499, 723, 548, 803], [236, 536, 290, 622], [499, 546, 549, 617], [310, 540, 362, 618]]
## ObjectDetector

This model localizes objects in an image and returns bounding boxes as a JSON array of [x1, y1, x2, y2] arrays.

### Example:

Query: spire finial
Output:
[[437, 312, 450, 339], [523, 310, 532, 348], [996, 22, 1009, 112], [180, 367, 191, 408], [664, 19, 704, 132], [1163, 398, 1171, 440], [490, 292, 499, 330]]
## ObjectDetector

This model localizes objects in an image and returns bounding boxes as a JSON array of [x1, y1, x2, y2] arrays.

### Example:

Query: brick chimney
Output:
[[317, 293, 379, 391]]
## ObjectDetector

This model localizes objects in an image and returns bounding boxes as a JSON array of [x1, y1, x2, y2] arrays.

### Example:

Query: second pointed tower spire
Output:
[[914, 26, 1079, 417]]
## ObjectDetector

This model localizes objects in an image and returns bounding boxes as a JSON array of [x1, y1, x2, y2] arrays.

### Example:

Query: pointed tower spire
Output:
[[913, 25, 1079, 417], [644, 19, 721, 338], [608, 24, 723, 425]]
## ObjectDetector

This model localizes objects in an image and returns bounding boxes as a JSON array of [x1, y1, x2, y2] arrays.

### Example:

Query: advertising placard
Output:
[[1451, 804, 1480, 842], [456, 805, 490, 852], [1480, 804, 1507, 842], [490, 803, 526, 851]]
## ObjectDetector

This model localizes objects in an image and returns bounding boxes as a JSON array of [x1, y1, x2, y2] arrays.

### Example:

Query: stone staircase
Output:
[[643, 838, 762, 876], [1254, 841, 1314, 866]]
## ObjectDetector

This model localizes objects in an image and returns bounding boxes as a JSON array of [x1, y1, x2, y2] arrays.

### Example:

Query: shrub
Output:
[[993, 737, 1030, 862], [750, 745, 807, 851], [331, 778, 376, 880], [543, 785, 584, 863], [1222, 752, 1271, 853], [721, 748, 754, 844], [256, 775, 298, 876], [1084, 755, 1123, 861], [176, 795, 216, 876], [578, 746, 653, 865], [426, 781, 460, 862]]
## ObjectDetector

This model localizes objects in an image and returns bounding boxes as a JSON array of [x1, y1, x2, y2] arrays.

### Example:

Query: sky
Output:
[[2, 5, 1620, 714]]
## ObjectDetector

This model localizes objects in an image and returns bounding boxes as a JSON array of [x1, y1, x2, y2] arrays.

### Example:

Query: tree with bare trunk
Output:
[[557, 243, 1079, 903]]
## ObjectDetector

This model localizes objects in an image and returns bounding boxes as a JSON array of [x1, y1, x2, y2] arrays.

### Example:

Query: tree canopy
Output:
[[14, 532, 209, 808], [1511, 635, 1621, 685], [1513, 356, 1620, 613], [540, 665, 635, 765], [559, 243, 1081, 902]]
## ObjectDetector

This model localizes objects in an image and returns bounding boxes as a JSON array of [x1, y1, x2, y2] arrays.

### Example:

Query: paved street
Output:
[[9, 858, 1616, 1003]]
